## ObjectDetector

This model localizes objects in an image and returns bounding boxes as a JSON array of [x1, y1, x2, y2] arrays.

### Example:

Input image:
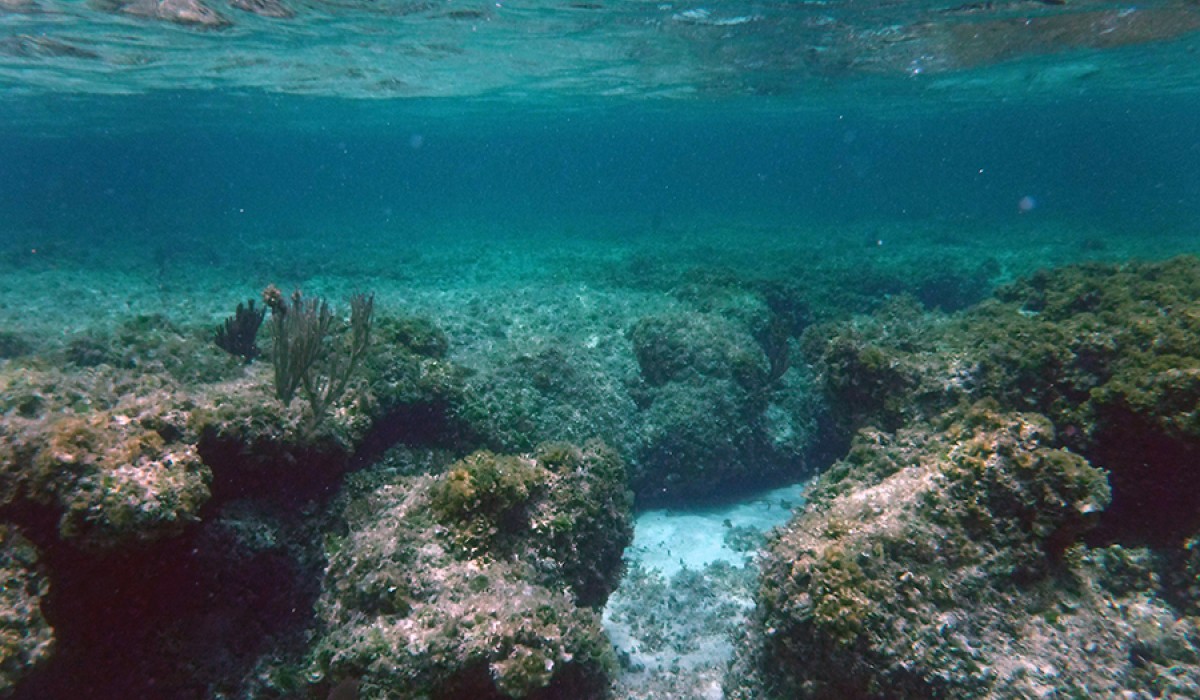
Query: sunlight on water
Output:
[[3, 0, 1200, 102]]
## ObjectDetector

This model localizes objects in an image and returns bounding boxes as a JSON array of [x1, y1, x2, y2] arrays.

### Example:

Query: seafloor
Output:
[[1, 216, 1198, 699]]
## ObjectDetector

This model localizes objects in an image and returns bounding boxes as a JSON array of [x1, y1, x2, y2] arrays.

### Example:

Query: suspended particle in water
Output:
[[1018, 195, 1037, 213]]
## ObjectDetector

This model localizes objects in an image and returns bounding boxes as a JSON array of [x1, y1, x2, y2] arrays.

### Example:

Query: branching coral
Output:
[[214, 299, 265, 363], [262, 285, 375, 426]]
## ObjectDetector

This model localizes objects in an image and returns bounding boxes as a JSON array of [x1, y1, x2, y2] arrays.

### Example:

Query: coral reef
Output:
[[0, 526, 52, 696], [213, 299, 266, 363], [448, 248, 994, 507], [308, 441, 632, 699], [729, 403, 1200, 698], [263, 287, 375, 427], [0, 294, 473, 698], [802, 256, 1200, 548], [199, 309, 468, 503], [448, 268, 824, 506], [0, 368, 210, 550], [5, 236, 1197, 699], [627, 303, 817, 503], [733, 256, 1200, 697]]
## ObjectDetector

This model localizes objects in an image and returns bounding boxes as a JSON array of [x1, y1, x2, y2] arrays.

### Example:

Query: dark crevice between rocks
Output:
[[349, 399, 471, 470], [197, 428, 351, 508], [10, 517, 322, 700], [1083, 417, 1200, 550]]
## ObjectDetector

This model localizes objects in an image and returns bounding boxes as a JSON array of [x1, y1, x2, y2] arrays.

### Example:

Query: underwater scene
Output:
[[4, 0, 1200, 698]]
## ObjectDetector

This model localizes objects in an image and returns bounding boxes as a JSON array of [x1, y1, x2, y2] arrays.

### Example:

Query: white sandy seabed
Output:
[[602, 480, 809, 699]]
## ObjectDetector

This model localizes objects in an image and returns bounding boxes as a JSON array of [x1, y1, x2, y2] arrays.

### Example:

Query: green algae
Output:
[[734, 257, 1200, 699], [309, 441, 632, 699]]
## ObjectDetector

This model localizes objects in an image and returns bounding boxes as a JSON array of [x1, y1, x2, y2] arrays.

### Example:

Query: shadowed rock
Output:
[[230, 0, 293, 19], [0, 35, 99, 60], [95, 0, 231, 27]]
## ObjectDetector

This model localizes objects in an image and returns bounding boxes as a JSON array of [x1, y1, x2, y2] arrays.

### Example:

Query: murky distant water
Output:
[[2, 93, 1198, 258]]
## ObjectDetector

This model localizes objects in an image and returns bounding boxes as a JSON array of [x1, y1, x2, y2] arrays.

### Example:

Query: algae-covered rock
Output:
[[67, 313, 243, 385], [197, 310, 470, 501], [728, 402, 1200, 699], [634, 379, 767, 501], [309, 440, 632, 699], [444, 272, 820, 505], [455, 332, 641, 458], [0, 525, 52, 697], [360, 313, 469, 448], [803, 299, 931, 436], [627, 309, 817, 502], [804, 256, 1200, 547], [737, 257, 1200, 698], [43, 409, 210, 548], [0, 369, 211, 550], [629, 312, 768, 389], [195, 379, 359, 503]]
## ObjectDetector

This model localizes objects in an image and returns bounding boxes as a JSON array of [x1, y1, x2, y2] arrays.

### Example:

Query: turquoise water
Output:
[[4, 1, 1200, 699], [3, 0, 1200, 248], [4, 92, 1200, 253]]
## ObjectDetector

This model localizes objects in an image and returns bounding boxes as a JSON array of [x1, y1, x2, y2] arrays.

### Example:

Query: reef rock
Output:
[[229, 0, 291, 18], [94, 0, 231, 27], [804, 256, 1200, 549], [728, 403, 1200, 698], [309, 440, 633, 699], [0, 525, 53, 696], [0, 368, 211, 551], [628, 308, 815, 503]]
